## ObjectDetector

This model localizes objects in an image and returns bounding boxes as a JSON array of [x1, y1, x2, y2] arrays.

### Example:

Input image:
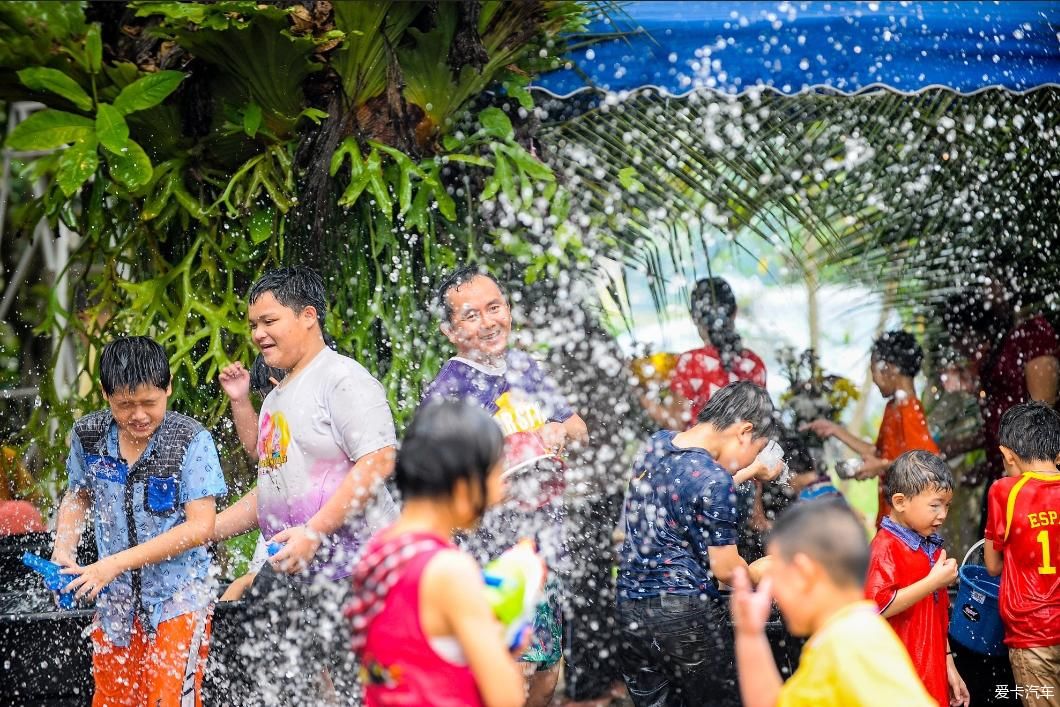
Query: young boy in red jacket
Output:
[[984, 402, 1060, 707], [865, 450, 969, 707]]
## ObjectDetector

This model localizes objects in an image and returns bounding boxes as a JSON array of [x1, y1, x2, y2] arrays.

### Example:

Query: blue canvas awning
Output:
[[534, 1, 1060, 97]]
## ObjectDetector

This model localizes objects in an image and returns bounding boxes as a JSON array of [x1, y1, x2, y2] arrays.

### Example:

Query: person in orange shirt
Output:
[[804, 330, 939, 527]]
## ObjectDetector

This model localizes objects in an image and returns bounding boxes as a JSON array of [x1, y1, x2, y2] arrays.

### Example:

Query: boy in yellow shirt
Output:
[[732, 499, 934, 707]]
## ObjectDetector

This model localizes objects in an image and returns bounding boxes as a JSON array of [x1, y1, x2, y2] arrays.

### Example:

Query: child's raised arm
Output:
[[422, 550, 525, 707], [732, 567, 782, 707], [801, 419, 879, 460]]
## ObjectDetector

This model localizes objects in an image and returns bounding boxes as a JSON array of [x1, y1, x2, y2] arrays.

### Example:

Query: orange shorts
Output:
[[91, 610, 212, 707]]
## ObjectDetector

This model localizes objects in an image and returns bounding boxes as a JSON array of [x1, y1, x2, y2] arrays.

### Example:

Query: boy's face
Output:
[[714, 422, 770, 472], [870, 356, 897, 397], [891, 486, 952, 537], [103, 384, 171, 442], [765, 542, 814, 637], [441, 276, 511, 363], [248, 291, 319, 370]]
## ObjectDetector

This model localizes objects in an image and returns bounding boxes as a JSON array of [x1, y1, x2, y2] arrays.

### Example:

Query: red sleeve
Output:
[[984, 479, 1010, 551], [865, 535, 900, 613], [669, 351, 700, 401]]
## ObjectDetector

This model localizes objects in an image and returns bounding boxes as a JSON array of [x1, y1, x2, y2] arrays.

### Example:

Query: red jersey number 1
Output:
[[1038, 529, 1057, 575]]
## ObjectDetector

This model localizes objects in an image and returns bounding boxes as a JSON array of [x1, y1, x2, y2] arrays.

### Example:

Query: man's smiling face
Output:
[[441, 275, 512, 363]]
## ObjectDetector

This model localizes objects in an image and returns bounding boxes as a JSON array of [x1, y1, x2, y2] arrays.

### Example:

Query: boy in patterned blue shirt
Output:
[[50, 336, 227, 707]]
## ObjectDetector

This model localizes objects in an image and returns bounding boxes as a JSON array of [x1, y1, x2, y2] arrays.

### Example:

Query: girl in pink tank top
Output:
[[346, 401, 525, 707]]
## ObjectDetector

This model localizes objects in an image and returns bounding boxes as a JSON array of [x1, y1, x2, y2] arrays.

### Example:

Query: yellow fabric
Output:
[[778, 601, 935, 707], [1004, 474, 1034, 542]]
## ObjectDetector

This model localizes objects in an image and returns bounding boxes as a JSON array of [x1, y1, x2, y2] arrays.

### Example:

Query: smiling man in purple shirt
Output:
[[420, 265, 588, 707]]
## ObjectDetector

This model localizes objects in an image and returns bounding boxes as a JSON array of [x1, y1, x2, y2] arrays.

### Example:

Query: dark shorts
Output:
[[616, 593, 740, 707]]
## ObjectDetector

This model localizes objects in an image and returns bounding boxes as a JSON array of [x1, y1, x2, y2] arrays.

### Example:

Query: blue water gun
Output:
[[22, 552, 76, 609], [267, 542, 283, 557]]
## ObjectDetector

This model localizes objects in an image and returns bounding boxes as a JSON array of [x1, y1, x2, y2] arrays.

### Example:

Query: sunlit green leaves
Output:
[[105, 139, 152, 191], [243, 103, 262, 137], [85, 24, 102, 73], [5, 109, 94, 150], [16, 67, 92, 110], [95, 103, 129, 153], [113, 70, 185, 114], [55, 136, 98, 196], [479, 107, 514, 139]]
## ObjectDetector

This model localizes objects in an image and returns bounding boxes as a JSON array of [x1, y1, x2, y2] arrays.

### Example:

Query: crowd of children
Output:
[[33, 264, 1060, 707]]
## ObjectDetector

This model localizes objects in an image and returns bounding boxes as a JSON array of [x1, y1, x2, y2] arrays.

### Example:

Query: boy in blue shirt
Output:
[[50, 336, 227, 707], [617, 381, 777, 707]]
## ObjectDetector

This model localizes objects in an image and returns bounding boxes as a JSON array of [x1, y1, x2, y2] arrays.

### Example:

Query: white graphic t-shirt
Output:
[[256, 347, 398, 578]]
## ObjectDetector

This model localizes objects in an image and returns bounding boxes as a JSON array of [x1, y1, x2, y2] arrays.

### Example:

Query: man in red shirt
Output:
[[865, 450, 968, 707], [985, 402, 1060, 707]]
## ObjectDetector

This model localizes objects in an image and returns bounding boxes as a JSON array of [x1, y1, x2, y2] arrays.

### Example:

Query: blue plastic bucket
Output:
[[949, 540, 1005, 656]]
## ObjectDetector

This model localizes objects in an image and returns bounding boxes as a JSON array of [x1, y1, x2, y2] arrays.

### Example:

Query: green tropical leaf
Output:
[[444, 154, 493, 168], [249, 205, 274, 243], [243, 103, 262, 137], [332, 2, 421, 106], [95, 103, 129, 153], [105, 139, 153, 191], [16, 67, 92, 110], [501, 144, 553, 181], [56, 136, 98, 197], [338, 170, 371, 207], [5, 109, 94, 150], [479, 107, 513, 140], [113, 70, 185, 115], [85, 24, 102, 73], [330, 136, 365, 177]]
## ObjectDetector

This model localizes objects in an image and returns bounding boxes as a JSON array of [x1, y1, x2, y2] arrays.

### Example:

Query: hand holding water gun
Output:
[[482, 539, 547, 652], [23, 552, 76, 609]]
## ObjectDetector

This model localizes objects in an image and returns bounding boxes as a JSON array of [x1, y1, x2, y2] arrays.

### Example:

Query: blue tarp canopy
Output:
[[534, 1, 1060, 97]]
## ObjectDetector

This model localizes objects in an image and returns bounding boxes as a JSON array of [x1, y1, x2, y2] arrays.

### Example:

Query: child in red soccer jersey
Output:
[[865, 451, 969, 707], [984, 402, 1060, 707]]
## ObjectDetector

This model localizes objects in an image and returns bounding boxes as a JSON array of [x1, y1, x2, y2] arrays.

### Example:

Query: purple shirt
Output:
[[420, 350, 573, 434]]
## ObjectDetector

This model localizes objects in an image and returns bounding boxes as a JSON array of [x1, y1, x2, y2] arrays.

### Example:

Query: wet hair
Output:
[[434, 265, 503, 322], [769, 498, 869, 588], [780, 433, 815, 475], [248, 265, 327, 330], [696, 381, 777, 440], [99, 336, 171, 395], [690, 277, 742, 372], [999, 401, 1060, 462], [883, 450, 953, 500], [249, 354, 285, 397], [871, 330, 924, 377], [395, 401, 505, 516]]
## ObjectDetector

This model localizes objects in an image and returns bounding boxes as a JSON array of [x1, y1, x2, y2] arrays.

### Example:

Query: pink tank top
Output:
[[354, 532, 485, 707]]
